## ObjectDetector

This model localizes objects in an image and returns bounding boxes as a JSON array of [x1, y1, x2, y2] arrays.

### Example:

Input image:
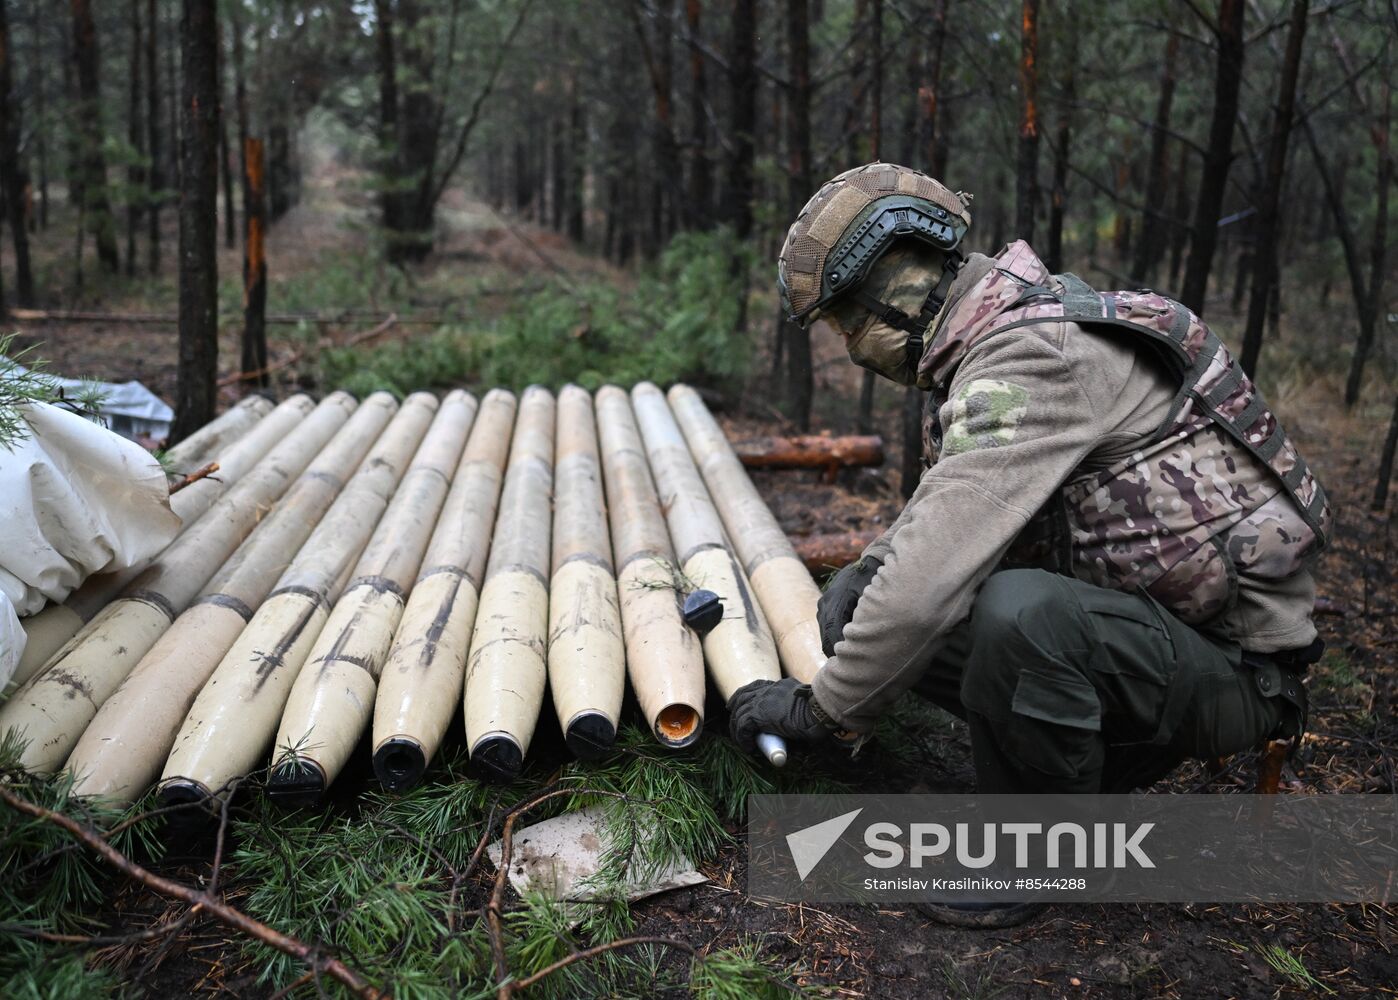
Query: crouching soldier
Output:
[[728, 163, 1328, 925]]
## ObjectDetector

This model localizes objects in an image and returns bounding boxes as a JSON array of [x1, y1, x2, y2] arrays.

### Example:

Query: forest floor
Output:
[[3, 149, 1395, 998]]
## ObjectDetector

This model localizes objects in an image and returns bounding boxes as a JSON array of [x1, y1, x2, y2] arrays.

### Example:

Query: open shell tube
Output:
[[594, 386, 704, 748], [64, 394, 397, 804], [13, 394, 319, 686], [666, 384, 826, 684], [631, 382, 782, 703], [372, 389, 517, 792], [269, 391, 476, 805], [161, 395, 274, 472], [464, 386, 555, 783], [547, 385, 624, 760], [158, 394, 436, 810], [0, 393, 356, 774]]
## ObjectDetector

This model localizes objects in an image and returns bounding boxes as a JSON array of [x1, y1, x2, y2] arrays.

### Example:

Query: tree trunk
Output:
[[165, 2, 179, 191], [567, 72, 585, 243], [916, 0, 949, 173], [30, 0, 48, 231], [1168, 141, 1191, 290], [71, 0, 120, 272], [1344, 72, 1391, 407], [373, 0, 402, 248], [781, 0, 813, 431], [241, 137, 268, 390], [1130, 31, 1180, 285], [145, 0, 161, 273], [722, 0, 756, 242], [171, 0, 221, 444], [1180, 0, 1245, 314], [126, 0, 143, 277], [631, 0, 683, 236], [1044, 39, 1074, 273], [1015, 0, 1040, 243], [685, 0, 710, 223], [1374, 395, 1398, 512], [219, 51, 235, 249], [0, 0, 36, 305], [869, 0, 882, 157], [899, 389, 925, 499], [1240, 0, 1308, 376]]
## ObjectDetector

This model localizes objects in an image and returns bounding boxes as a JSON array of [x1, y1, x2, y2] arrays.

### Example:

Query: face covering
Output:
[[843, 311, 922, 387]]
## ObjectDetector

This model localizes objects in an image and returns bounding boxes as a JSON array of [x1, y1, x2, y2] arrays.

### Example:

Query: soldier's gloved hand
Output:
[[817, 556, 882, 656], [728, 678, 838, 754]]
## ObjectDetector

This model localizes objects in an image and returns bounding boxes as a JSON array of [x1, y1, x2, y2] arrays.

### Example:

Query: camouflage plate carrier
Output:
[[918, 241, 1331, 626]]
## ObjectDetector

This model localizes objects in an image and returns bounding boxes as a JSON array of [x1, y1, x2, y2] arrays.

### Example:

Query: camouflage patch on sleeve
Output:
[[942, 379, 1030, 456]]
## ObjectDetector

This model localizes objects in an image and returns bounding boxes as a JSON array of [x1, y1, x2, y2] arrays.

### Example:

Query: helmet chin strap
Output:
[[848, 251, 963, 367]]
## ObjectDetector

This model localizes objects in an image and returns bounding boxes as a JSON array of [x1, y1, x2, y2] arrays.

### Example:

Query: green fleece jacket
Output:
[[810, 253, 1318, 733]]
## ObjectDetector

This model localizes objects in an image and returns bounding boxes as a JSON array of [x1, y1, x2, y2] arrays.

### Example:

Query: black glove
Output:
[[727, 678, 837, 754], [817, 556, 882, 656]]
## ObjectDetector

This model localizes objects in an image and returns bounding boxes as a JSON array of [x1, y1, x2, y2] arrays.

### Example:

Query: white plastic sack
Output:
[[0, 402, 182, 617], [0, 592, 21, 688]]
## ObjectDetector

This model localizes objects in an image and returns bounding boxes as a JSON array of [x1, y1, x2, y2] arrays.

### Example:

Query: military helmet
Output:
[[778, 162, 972, 326]]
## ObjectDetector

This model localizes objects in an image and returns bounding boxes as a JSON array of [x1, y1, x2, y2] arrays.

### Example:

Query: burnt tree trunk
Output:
[[1240, 0, 1308, 376], [781, 0, 813, 431], [1015, 0, 1040, 242], [1180, 0, 1245, 314], [145, 0, 161, 273], [171, 0, 220, 444], [241, 136, 268, 389], [219, 51, 235, 248], [71, 0, 120, 272], [1344, 72, 1392, 407], [1130, 31, 1180, 285], [0, 0, 35, 305]]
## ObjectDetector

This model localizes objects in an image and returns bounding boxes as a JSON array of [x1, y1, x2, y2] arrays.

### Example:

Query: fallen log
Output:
[[792, 529, 883, 574], [734, 434, 884, 473]]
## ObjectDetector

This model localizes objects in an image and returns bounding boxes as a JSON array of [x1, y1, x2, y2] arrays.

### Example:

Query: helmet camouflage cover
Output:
[[779, 162, 973, 324]]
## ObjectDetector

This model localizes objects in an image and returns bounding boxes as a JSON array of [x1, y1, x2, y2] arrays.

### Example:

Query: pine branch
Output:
[[0, 785, 386, 1000]]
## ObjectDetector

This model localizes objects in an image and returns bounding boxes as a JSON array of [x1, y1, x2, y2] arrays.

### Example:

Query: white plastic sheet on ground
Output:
[[0, 402, 182, 640], [1, 356, 174, 443]]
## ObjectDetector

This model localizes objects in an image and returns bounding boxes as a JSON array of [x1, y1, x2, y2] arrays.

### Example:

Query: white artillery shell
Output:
[[157, 394, 437, 806], [271, 391, 476, 797], [464, 386, 554, 781], [65, 394, 398, 803], [547, 385, 624, 759], [631, 382, 781, 702], [372, 389, 516, 790], [667, 384, 825, 683], [595, 385, 703, 747]]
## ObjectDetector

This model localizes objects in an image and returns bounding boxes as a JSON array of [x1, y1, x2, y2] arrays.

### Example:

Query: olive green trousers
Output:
[[914, 569, 1286, 793]]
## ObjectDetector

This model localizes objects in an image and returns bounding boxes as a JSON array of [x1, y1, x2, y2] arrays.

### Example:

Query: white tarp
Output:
[[0, 401, 182, 629], [1, 357, 174, 443], [0, 593, 21, 689]]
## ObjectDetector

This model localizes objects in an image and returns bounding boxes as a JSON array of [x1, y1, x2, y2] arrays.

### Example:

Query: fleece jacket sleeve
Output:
[[811, 328, 1108, 732]]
